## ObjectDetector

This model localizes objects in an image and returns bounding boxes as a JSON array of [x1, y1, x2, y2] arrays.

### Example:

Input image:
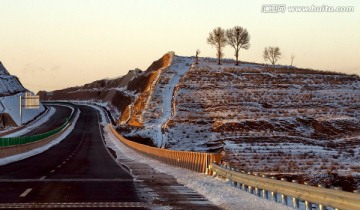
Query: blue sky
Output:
[[0, 0, 359, 92]]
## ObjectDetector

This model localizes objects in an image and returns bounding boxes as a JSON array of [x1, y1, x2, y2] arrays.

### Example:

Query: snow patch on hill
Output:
[[129, 56, 193, 147], [0, 93, 45, 126], [0, 62, 44, 127]]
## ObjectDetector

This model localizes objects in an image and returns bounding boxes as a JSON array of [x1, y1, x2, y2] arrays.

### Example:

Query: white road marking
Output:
[[57, 165, 62, 168], [0, 178, 134, 182], [0, 202, 149, 208], [50, 170, 55, 173], [40, 176, 46, 180], [19, 188, 32, 197]]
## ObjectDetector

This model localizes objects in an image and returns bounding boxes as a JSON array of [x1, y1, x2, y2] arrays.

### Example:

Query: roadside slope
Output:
[[0, 62, 45, 128]]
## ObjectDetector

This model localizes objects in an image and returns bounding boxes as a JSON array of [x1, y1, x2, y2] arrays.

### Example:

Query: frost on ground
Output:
[[103, 125, 291, 210], [135, 57, 360, 190], [132, 55, 193, 148], [0, 109, 80, 166], [36, 53, 360, 190], [120, 56, 360, 190]]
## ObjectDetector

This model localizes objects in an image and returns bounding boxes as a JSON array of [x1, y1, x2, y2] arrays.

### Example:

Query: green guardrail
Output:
[[0, 119, 69, 147]]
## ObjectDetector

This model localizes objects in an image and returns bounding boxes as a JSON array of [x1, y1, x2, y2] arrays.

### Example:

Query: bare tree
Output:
[[195, 49, 200, 64], [263, 47, 281, 65], [291, 54, 295, 66], [207, 27, 227, 65], [226, 26, 250, 65]]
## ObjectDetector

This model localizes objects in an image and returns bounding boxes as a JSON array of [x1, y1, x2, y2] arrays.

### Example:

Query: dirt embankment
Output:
[[120, 53, 173, 127], [0, 113, 17, 130], [212, 117, 360, 139]]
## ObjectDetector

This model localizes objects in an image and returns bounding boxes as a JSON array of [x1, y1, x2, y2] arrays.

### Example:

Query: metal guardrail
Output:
[[209, 163, 360, 210], [0, 119, 69, 147], [109, 125, 221, 173]]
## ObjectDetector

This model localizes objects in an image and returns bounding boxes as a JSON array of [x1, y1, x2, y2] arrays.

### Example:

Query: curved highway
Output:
[[21, 104, 73, 136], [0, 105, 146, 209]]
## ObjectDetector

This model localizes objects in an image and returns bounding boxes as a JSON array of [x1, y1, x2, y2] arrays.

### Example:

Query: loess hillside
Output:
[[39, 53, 360, 190], [125, 55, 360, 190]]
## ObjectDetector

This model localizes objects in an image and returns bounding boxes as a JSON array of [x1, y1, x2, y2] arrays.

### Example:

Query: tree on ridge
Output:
[[263, 46, 281, 65], [226, 26, 250, 66], [207, 27, 227, 65]]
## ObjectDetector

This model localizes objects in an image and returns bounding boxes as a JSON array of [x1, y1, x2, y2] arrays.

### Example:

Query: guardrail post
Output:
[[246, 172, 254, 194], [205, 154, 209, 175], [254, 187, 259, 197], [303, 182, 313, 210], [248, 186, 253, 194], [280, 178, 288, 205], [262, 189, 268, 199], [291, 180, 299, 208], [260, 175, 268, 199], [270, 177, 277, 202], [281, 194, 287, 205], [292, 197, 299, 209], [232, 181, 237, 187], [236, 182, 241, 189], [304, 201, 313, 210], [270, 191, 277, 202], [253, 173, 260, 197]]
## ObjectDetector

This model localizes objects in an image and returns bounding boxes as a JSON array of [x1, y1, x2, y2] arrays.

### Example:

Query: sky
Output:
[[0, 0, 359, 93]]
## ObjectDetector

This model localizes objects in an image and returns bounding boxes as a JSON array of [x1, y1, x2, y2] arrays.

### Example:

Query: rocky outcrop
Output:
[[0, 62, 27, 97], [0, 62, 44, 128]]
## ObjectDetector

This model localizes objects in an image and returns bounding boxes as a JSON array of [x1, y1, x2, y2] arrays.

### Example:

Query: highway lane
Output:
[[0, 105, 146, 209], [21, 104, 73, 136]]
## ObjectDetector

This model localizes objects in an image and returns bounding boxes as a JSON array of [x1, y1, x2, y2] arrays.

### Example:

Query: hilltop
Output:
[[39, 52, 360, 190], [0, 62, 26, 96]]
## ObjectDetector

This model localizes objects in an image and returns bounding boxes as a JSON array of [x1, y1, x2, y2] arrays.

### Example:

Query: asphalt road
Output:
[[0, 105, 147, 209], [21, 104, 73, 136]]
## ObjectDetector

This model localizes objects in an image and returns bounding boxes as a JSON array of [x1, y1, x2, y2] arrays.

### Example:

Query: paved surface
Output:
[[21, 104, 73, 136], [0, 105, 146, 209], [0, 104, 221, 209], [117, 155, 222, 210]]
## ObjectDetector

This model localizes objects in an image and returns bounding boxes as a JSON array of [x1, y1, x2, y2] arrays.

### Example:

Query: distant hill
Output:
[[39, 52, 360, 190]]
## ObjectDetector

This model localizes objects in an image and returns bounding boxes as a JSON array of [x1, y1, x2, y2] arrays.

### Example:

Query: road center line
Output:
[[0, 178, 134, 182], [0, 202, 149, 208], [40, 176, 46, 180], [19, 188, 32, 197]]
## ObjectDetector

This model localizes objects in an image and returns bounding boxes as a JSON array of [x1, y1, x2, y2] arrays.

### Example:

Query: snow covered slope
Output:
[[0, 93, 45, 126], [0, 62, 45, 128], [124, 55, 360, 191], [130, 55, 193, 147], [37, 53, 360, 190], [0, 62, 26, 96]]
